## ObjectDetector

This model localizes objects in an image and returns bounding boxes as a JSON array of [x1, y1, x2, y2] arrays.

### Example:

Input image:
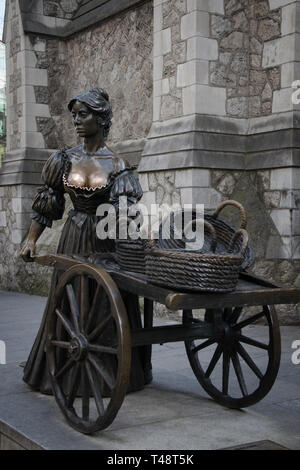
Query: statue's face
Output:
[[71, 100, 100, 138]]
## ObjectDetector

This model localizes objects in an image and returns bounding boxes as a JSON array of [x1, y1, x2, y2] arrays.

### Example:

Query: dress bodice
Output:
[[31, 146, 143, 228]]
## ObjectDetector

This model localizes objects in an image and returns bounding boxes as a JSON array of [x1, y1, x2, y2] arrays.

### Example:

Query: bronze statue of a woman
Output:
[[20, 87, 152, 394]]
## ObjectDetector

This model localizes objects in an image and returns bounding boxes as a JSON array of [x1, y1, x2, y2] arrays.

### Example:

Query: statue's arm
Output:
[[19, 220, 46, 262], [19, 150, 66, 263]]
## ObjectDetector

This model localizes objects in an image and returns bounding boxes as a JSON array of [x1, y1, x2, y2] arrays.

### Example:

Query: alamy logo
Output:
[[0, 340, 6, 365], [291, 340, 300, 365]]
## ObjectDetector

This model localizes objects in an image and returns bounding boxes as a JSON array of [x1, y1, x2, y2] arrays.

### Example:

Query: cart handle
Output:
[[212, 200, 247, 230]]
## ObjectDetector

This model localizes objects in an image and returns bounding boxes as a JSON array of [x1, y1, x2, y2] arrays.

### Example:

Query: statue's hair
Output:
[[68, 87, 113, 140]]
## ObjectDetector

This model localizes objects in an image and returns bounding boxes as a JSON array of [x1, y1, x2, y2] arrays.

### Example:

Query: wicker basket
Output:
[[158, 200, 254, 271], [145, 220, 249, 293], [115, 238, 146, 274]]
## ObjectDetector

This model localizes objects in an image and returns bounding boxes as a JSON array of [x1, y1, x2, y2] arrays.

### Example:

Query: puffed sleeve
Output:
[[31, 150, 66, 228], [109, 168, 143, 206]]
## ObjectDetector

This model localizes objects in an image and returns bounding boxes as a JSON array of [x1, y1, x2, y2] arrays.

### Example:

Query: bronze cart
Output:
[[34, 253, 300, 434]]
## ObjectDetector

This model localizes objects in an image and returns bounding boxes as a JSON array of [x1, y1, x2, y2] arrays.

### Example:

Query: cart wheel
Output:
[[46, 264, 131, 434], [183, 305, 280, 408]]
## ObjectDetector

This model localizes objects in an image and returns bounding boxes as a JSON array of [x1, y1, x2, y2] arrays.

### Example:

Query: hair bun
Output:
[[89, 87, 110, 103]]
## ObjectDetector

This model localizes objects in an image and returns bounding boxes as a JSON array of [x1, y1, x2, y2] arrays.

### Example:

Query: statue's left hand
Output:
[[19, 241, 36, 262]]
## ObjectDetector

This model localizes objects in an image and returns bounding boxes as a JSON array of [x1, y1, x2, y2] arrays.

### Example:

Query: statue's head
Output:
[[68, 87, 113, 140]]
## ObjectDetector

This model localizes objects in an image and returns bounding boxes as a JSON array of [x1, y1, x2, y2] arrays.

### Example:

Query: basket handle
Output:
[[212, 200, 247, 230], [184, 219, 217, 252], [228, 229, 249, 257]]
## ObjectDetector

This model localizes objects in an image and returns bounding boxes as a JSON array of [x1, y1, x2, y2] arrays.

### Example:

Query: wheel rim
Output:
[[184, 305, 281, 408], [46, 264, 131, 434]]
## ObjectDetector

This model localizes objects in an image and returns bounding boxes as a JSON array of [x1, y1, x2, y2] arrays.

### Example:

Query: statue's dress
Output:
[[23, 146, 151, 395]]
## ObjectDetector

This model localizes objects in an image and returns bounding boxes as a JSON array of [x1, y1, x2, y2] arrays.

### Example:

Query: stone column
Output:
[[0, 0, 55, 291], [138, 0, 300, 323], [139, 0, 227, 210]]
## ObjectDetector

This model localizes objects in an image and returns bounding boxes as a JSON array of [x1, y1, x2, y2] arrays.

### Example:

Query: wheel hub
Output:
[[223, 323, 238, 349], [68, 335, 88, 361]]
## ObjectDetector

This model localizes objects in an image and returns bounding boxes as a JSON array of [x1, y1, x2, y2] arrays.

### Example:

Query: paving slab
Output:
[[0, 290, 300, 450]]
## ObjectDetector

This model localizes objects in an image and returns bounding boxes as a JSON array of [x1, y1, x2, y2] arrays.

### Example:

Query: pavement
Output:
[[0, 289, 300, 450]]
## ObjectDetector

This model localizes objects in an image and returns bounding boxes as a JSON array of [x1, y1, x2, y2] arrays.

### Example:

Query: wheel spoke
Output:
[[80, 275, 90, 332], [231, 348, 248, 397], [191, 337, 217, 355], [222, 349, 230, 395], [66, 362, 81, 408], [88, 314, 113, 343], [81, 363, 90, 420], [88, 344, 118, 355], [55, 356, 75, 380], [228, 306, 243, 324], [85, 284, 102, 334], [85, 361, 105, 415], [55, 309, 75, 338], [236, 343, 263, 380], [65, 284, 80, 334], [88, 353, 116, 390], [205, 343, 223, 378], [51, 340, 71, 349], [233, 311, 265, 331], [239, 334, 269, 351]]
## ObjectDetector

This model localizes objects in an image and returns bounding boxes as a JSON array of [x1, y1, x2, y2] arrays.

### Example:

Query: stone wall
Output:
[[0, 0, 153, 296], [211, 0, 282, 118]]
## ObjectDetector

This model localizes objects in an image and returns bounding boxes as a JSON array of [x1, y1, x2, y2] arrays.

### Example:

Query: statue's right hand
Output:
[[19, 241, 36, 262]]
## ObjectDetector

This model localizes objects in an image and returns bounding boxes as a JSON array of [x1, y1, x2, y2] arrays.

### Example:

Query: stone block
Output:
[[282, 4, 297, 36], [262, 35, 295, 68], [183, 84, 226, 115], [154, 3, 163, 33], [181, 11, 210, 40], [281, 62, 295, 88], [227, 97, 247, 118], [153, 56, 163, 81], [154, 0, 168, 6], [270, 168, 293, 189], [137, 173, 149, 192], [266, 235, 292, 259], [20, 132, 45, 149], [19, 115, 38, 133], [153, 80, 162, 97], [17, 85, 36, 104], [293, 168, 300, 189], [272, 88, 294, 113], [0, 212, 6, 227], [187, 0, 224, 14], [11, 229, 23, 244], [23, 68, 48, 87], [23, 102, 50, 117], [12, 198, 32, 214], [162, 78, 169, 95], [161, 28, 172, 55], [180, 187, 221, 209], [187, 37, 218, 61], [175, 168, 210, 188], [177, 60, 209, 87], [16, 50, 37, 69], [269, 0, 296, 9], [270, 209, 292, 236], [140, 191, 157, 211], [153, 96, 161, 121], [292, 236, 300, 258], [154, 28, 171, 57], [211, 15, 232, 38], [292, 209, 300, 235]]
